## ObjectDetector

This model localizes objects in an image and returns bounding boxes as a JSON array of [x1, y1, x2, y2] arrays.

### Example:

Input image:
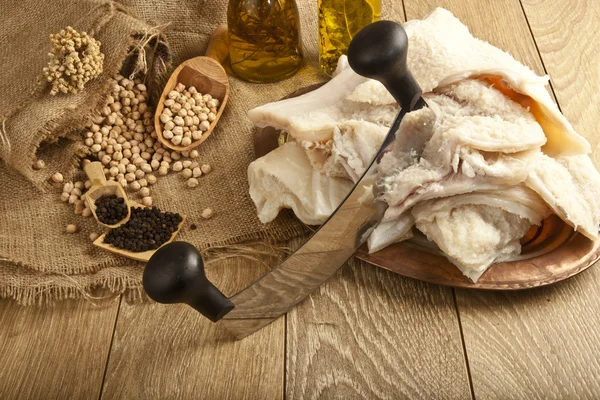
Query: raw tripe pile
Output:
[[246, 8, 600, 282]]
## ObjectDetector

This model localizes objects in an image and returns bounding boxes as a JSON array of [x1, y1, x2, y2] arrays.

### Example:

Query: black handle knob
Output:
[[143, 241, 234, 322], [348, 20, 425, 111]]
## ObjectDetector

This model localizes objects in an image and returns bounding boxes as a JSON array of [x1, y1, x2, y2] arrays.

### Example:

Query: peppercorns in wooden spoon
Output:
[[82, 161, 131, 229]]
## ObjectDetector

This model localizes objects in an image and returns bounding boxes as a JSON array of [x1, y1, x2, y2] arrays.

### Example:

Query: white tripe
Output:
[[246, 8, 600, 282]]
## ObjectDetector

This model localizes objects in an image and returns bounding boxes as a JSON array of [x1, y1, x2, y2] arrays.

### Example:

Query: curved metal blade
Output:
[[220, 111, 406, 339]]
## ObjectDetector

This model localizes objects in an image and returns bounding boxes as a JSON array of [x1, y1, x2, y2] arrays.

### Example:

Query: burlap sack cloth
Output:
[[0, 0, 329, 304]]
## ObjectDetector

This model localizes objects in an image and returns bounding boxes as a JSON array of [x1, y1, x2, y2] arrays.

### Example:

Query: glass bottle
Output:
[[318, 0, 382, 76], [227, 0, 304, 83]]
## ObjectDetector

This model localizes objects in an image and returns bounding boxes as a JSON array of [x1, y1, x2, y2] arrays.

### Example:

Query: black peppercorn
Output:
[[104, 207, 183, 252], [95, 195, 128, 225]]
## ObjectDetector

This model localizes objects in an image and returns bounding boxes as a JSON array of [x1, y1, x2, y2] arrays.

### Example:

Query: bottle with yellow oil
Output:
[[227, 0, 304, 83], [318, 0, 382, 76]]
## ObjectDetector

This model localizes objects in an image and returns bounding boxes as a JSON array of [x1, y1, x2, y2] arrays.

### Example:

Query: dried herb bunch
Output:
[[43, 26, 105, 95]]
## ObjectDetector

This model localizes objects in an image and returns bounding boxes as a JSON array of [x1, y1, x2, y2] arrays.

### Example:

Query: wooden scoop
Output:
[[82, 161, 131, 229], [93, 201, 186, 262], [155, 25, 230, 152]]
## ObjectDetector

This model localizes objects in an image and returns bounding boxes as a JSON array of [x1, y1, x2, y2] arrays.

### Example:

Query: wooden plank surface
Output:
[[404, 0, 600, 398], [286, 260, 472, 399], [2, 2, 600, 400], [522, 0, 600, 163], [0, 297, 120, 400], [100, 257, 285, 400]]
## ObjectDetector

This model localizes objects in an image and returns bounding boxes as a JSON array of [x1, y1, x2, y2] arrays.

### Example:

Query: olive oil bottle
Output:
[[318, 0, 382, 76], [227, 0, 304, 83]]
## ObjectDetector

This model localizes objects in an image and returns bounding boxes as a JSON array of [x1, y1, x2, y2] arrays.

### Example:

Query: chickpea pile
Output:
[[49, 75, 216, 238], [159, 82, 221, 147]]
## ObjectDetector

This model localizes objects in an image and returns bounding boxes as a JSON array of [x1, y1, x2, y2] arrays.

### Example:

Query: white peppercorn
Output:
[[141, 163, 152, 173], [201, 164, 212, 174], [89, 232, 99, 241], [130, 181, 141, 191], [141, 196, 153, 207], [50, 172, 64, 183], [125, 172, 135, 182], [133, 157, 145, 166], [146, 174, 157, 185], [74, 200, 84, 215], [192, 167, 202, 178], [60, 192, 70, 202], [139, 187, 150, 197], [199, 121, 210, 131], [181, 168, 193, 179], [172, 161, 183, 172], [190, 150, 199, 158], [201, 208, 214, 219], [187, 177, 199, 188], [171, 136, 183, 146], [158, 166, 168, 176], [66, 224, 78, 233]]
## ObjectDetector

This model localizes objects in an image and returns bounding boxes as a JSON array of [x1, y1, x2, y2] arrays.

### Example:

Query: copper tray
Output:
[[253, 85, 600, 290]]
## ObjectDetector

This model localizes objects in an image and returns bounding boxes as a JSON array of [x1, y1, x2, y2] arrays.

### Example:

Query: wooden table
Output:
[[2, 0, 600, 398]]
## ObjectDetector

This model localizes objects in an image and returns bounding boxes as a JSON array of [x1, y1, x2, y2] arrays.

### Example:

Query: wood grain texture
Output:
[[286, 259, 472, 399], [402, 0, 600, 397], [0, 298, 119, 400], [456, 270, 600, 399], [521, 0, 600, 164], [100, 257, 284, 400]]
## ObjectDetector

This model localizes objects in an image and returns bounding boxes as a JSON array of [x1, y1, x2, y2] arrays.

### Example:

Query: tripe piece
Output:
[[248, 142, 353, 225]]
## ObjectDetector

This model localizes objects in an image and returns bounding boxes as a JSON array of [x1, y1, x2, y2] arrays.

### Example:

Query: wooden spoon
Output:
[[81, 161, 131, 229], [155, 25, 230, 152]]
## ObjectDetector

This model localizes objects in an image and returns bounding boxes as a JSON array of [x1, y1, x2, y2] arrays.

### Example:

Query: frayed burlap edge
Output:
[[0, 237, 304, 306], [2, 210, 309, 277]]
